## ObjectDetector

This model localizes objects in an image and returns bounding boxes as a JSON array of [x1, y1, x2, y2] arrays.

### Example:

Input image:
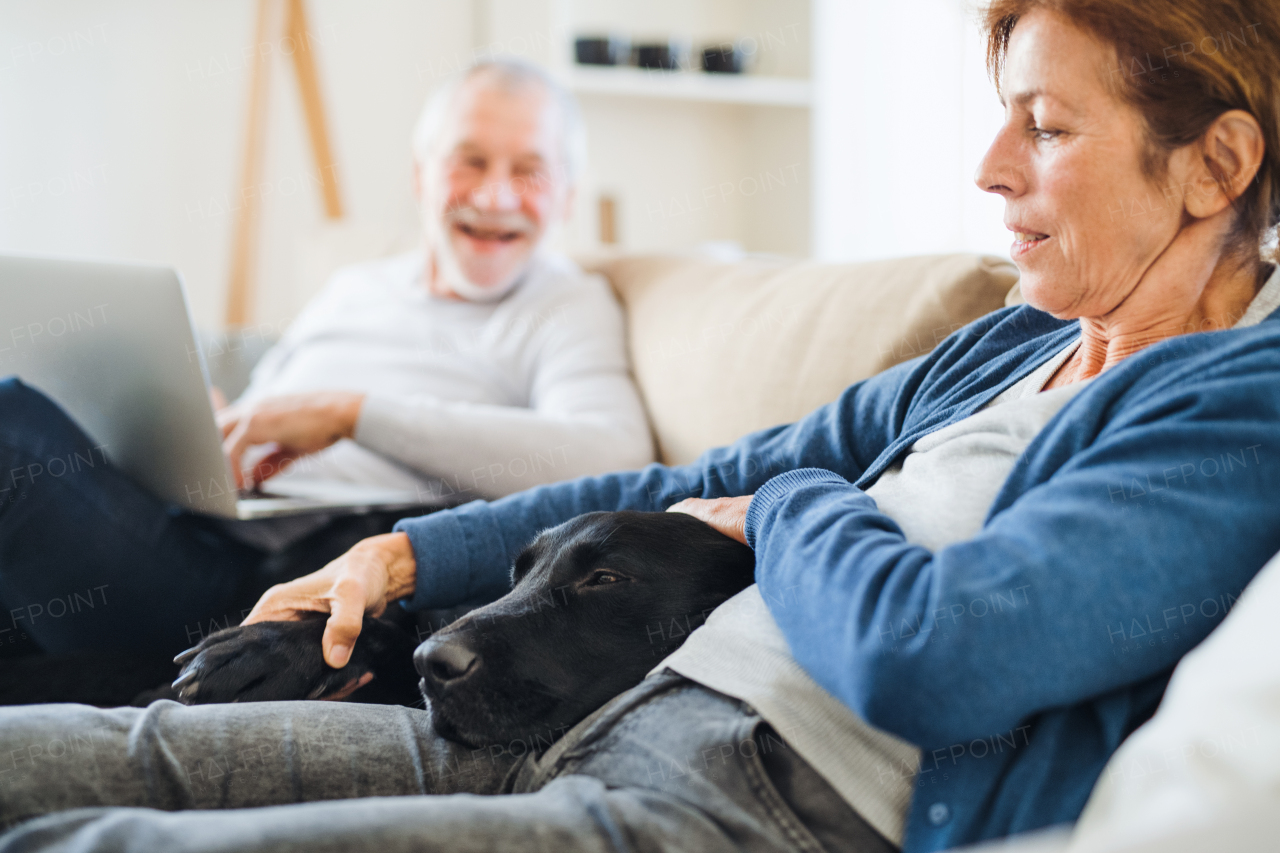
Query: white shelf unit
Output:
[[563, 65, 811, 107], [476, 0, 813, 258]]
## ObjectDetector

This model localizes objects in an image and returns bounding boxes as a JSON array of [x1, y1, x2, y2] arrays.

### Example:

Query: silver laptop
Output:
[[0, 252, 425, 520]]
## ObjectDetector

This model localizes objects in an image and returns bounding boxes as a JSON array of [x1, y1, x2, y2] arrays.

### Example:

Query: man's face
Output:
[[417, 79, 570, 300]]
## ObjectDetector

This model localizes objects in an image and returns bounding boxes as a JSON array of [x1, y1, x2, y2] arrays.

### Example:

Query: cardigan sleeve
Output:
[[393, 353, 924, 611], [746, 332, 1280, 748]]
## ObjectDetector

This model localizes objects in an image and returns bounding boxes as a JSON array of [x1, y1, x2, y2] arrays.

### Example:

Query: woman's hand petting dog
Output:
[[243, 532, 418, 669], [666, 495, 753, 545]]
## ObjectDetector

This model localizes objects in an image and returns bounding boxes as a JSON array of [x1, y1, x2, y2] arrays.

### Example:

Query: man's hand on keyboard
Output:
[[217, 391, 366, 489]]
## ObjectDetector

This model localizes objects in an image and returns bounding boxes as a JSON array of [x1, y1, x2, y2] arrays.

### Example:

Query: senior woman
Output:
[[2, 1, 1279, 852]]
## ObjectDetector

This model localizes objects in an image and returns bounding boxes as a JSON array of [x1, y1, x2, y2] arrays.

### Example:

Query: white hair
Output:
[[411, 59, 586, 187]]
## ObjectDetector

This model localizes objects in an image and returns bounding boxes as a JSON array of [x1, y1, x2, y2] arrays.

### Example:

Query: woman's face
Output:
[[975, 9, 1186, 319]]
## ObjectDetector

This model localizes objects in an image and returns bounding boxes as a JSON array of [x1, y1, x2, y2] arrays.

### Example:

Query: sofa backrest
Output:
[[584, 253, 1020, 466]]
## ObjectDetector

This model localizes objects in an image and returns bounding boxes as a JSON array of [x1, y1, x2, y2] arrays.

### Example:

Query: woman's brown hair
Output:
[[982, 0, 1280, 263]]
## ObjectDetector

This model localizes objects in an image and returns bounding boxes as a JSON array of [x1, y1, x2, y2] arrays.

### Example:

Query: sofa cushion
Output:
[[583, 253, 1019, 466]]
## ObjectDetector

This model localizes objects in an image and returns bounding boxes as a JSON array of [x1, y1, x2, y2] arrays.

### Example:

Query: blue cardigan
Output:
[[396, 304, 1280, 850]]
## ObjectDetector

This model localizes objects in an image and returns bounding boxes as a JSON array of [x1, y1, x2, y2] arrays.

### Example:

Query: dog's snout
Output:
[[416, 637, 479, 685]]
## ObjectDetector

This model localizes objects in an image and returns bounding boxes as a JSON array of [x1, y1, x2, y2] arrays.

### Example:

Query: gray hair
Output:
[[411, 59, 586, 187]]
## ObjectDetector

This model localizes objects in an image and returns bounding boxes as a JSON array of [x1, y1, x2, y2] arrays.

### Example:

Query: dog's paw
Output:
[[172, 618, 371, 704]]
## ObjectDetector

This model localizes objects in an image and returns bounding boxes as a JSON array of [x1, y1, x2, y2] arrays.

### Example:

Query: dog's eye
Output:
[[584, 570, 626, 587]]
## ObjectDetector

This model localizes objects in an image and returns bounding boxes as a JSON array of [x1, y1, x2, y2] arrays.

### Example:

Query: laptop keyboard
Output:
[[237, 487, 284, 500]]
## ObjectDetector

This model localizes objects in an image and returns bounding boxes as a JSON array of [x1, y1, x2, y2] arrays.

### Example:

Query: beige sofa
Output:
[[209, 252, 1021, 442], [581, 252, 1019, 464]]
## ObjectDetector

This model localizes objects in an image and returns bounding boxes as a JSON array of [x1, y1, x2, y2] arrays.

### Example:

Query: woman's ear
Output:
[[1174, 109, 1265, 219]]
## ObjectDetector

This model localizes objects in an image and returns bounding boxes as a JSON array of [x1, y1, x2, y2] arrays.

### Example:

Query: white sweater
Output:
[[238, 250, 654, 503]]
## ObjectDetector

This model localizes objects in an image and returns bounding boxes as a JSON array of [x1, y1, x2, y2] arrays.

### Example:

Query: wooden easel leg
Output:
[[225, 0, 282, 328], [225, 0, 343, 327], [287, 0, 343, 219]]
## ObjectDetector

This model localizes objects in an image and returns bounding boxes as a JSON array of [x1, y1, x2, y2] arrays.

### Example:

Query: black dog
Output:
[[173, 511, 755, 746]]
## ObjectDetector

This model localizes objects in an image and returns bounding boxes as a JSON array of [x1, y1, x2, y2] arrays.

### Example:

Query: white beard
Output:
[[434, 231, 526, 303]]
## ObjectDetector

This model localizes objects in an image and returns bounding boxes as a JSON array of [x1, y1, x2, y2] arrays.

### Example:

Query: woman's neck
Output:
[[1046, 258, 1268, 389]]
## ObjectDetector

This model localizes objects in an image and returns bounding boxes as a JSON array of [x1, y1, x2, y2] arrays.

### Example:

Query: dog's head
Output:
[[415, 510, 754, 748]]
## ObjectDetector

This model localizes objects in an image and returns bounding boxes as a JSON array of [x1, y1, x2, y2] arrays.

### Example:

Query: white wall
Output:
[[0, 0, 470, 330], [1, 0, 1012, 332], [811, 0, 1011, 262], [479, 0, 814, 258]]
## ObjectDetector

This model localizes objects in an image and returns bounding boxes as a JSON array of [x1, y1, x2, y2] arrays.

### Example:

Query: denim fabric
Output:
[[0, 377, 261, 657], [0, 671, 894, 853], [0, 377, 428, 664]]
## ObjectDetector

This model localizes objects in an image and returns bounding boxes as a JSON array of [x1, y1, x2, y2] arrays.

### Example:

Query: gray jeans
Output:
[[0, 671, 894, 853]]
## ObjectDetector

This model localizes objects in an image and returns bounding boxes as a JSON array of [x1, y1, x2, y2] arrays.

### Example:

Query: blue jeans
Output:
[[0, 377, 438, 664], [0, 671, 895, 853], [0, 377, 265, 658]]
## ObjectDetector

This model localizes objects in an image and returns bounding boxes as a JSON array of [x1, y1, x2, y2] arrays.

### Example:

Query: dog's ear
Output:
[[511, 547, 537, 586], [686, 522, 757, 594]]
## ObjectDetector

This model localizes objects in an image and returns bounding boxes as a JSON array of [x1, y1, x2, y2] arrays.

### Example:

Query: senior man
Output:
[[0, 60, 652, 662]]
